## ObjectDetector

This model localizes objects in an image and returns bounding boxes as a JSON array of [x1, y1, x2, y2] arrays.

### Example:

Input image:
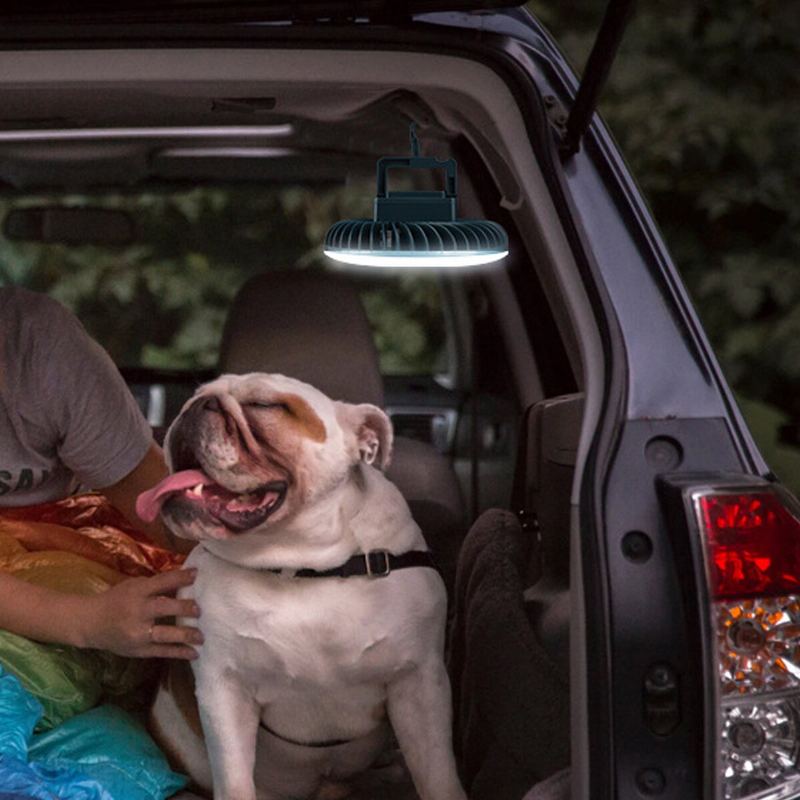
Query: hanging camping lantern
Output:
[[324, 125, 508, 269]]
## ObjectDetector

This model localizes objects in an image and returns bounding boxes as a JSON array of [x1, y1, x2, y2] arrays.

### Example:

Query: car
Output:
[[0, 2, 792, 800]]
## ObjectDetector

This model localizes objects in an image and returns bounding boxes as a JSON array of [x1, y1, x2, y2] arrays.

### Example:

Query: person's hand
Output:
[[80, 568, 203, 660]]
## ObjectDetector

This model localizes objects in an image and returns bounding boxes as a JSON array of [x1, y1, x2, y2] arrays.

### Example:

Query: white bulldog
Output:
[[140, 373, 465, 800]]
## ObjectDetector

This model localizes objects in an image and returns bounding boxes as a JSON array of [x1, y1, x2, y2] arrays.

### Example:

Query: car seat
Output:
[[447, 395, 582, 798], [217, 269, 465, 594], [448, 508, 570, 800]]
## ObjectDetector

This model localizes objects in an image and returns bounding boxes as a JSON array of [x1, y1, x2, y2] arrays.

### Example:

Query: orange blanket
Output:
[[0, 493, 184, 585], [0, 494, 185, 728]]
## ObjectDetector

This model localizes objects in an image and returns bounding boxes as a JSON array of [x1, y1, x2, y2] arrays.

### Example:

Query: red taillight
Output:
[[699, 492, 800, 600], [692, 485, 800, 800]]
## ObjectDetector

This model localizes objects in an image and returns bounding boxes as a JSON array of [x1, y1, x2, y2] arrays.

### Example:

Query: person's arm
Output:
[[100, 441, 193, 553], [0, 569, 202, 659], [29, 301, 187, 552]]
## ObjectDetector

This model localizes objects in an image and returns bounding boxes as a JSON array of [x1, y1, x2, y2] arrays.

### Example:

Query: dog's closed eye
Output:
[[246, 402, 290, 412], [244, 393, 327, 443]]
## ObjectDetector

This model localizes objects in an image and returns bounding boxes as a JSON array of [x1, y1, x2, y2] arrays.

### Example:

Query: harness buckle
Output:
[[365, 550, 391, 578]]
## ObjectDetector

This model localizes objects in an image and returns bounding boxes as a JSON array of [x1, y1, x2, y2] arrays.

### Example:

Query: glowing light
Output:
[[323, 125, 508, 271], [324, 249, 508, 269], [0, 125, 294, 142]]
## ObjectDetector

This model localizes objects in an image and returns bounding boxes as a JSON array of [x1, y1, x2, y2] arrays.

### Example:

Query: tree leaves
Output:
[[528, 0, 800, 488], [530, 0, 800, 417], [0, 185, 446, 378]]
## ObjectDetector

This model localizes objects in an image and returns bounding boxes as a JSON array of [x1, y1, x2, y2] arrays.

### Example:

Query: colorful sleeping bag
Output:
[[0, 494, 189, 799], [0, 665, 187, 799], [0, 494, 185, 729]]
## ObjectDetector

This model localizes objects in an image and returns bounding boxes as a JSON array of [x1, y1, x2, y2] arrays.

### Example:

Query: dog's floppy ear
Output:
[[336, 402, 393, 470]]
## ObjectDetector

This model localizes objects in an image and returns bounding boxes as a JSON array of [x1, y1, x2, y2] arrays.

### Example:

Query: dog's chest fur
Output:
[[182, 545, 445, 741]]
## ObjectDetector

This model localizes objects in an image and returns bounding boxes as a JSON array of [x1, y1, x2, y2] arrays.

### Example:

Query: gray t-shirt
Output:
[[0, 287, 152, 506]]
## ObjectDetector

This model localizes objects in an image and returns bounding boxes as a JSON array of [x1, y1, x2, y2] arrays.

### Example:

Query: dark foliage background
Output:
[[528, 0, 800, 487], [0, 186, 447, 377], [1, 1, 798, 486]]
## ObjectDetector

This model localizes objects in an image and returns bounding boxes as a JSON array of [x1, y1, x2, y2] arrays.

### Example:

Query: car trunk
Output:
[[0, 8, 748, 800]]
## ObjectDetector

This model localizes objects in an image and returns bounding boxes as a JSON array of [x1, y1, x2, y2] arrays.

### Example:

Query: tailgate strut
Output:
[[560, 0, 636, 159]]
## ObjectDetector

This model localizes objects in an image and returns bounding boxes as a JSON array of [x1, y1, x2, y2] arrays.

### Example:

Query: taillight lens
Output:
[[721, 697, 800, 800], [701, 493, 800, 600], [696, 488, 800, 800], [717, 598, 800, 697]]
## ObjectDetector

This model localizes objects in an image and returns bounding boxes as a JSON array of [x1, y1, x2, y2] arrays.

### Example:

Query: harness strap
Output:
[[267, 549, 437, 579], [259, 721, 352, 749]]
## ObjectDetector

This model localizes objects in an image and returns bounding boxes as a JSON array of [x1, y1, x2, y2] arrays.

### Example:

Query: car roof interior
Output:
[[0, 45, 601, 490]]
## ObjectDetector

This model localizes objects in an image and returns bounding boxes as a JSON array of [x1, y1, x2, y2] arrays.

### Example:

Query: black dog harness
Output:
[[264, 549, 436, 579], [259, 721, 355, 749]]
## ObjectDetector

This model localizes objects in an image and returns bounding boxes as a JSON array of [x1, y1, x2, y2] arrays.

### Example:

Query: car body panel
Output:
[[0, 0, 526, 24]]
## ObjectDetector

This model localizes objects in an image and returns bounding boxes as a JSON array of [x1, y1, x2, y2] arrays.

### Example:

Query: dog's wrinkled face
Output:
[[136, 373, 392, 541]]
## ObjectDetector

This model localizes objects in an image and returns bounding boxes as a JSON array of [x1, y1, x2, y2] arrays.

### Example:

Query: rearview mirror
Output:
[[3, 207, 136, 246]]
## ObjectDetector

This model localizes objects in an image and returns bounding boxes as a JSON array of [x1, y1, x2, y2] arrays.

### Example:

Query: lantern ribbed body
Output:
[[324, 218, 507, 254]]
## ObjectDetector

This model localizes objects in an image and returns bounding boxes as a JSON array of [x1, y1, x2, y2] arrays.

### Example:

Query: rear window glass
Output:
[[0, 187, 448, 377]]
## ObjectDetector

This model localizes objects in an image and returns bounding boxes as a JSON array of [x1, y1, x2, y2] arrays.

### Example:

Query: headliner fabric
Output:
[[218, 270, 384, 407]]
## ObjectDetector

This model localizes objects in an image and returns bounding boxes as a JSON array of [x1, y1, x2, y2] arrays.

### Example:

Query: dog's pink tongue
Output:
[[136, 469, 214, 523]]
